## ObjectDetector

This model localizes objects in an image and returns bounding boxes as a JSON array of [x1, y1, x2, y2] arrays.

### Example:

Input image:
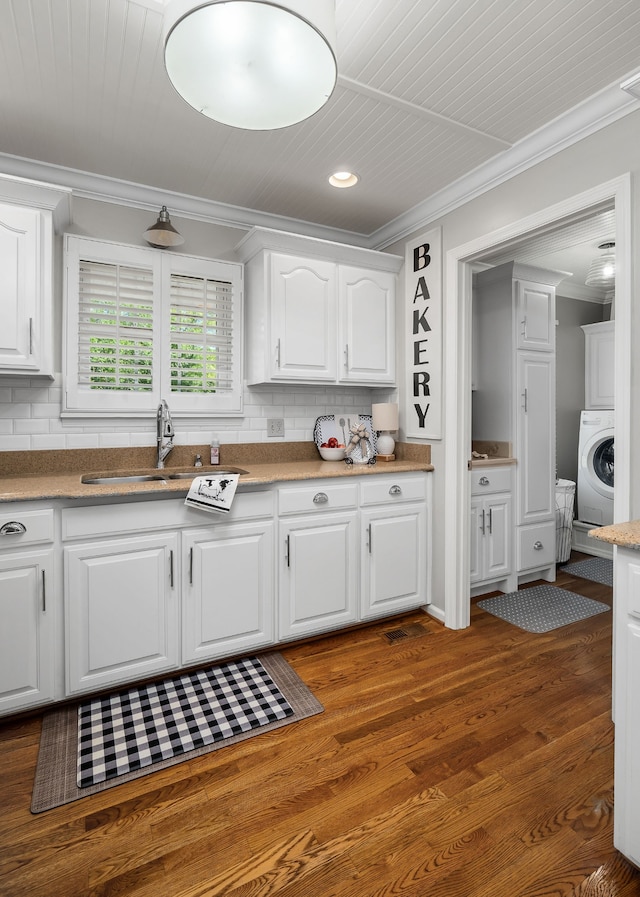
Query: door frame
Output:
[[443, 174, 631, 629]]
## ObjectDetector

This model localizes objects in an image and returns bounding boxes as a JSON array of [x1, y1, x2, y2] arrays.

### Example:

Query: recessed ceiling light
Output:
[[329, 171, 359, 188]]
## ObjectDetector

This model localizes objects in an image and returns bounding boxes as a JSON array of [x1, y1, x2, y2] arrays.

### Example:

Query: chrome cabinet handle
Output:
[[344, 344, 349, 371], [479, 476, 490, 486], [488, 508, 493, 533], [313, 492, 329, 504], [389, 485, 402, 495], [189, 547, 193, 585], [481, 509, 486, 535], [169, 549, 174, 587], [29, 317, 34, 355], [534, 540, 543, 550], [0, 521, 27, 535], [521, 316, 527, 339], [42, 570, 46, 612], [522, 388, 528, 412], [276, 338, 281, 369], [285, 534, 290, 567]]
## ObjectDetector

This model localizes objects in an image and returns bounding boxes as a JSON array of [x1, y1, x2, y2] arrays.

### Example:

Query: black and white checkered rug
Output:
[[77, 657, 293, 788]]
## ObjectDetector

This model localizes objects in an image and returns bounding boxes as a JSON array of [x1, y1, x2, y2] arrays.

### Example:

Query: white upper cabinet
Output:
[[582, 320, 615, 409], [516, 279, 556, 351], [0, 180, 70, 377], [237, 227, 402, 387]]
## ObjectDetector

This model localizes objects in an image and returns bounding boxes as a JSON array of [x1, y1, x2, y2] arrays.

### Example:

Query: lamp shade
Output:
[[372, 403, 399, 432], [163, 0, 337, 130], [585, 241, 615, 288], [144, 206, 184, 247]]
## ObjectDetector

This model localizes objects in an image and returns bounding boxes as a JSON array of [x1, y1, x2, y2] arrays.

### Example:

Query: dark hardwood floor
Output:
[[1, 551, 639, 897]]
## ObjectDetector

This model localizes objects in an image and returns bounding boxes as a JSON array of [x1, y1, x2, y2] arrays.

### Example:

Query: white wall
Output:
[[0, 196, 388, 451], [389, 110, 640, 617]]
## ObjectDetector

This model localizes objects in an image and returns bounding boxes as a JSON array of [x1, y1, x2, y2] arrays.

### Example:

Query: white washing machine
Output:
[[577, 409, 614, 525]]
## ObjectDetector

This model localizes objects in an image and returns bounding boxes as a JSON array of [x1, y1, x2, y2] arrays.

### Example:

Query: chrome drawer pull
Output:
[[479, 476, 490, 486], [533, 541, 543, 550], [389, 485, 402, 495], [0, 521, 27, 535], [313, 492, 329, 504]]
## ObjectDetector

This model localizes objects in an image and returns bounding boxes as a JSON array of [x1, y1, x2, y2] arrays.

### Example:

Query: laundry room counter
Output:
[[589, 520, 640, 550]]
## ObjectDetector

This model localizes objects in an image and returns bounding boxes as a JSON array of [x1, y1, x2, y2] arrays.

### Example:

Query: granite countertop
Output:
[[468, 440, 515, 469], [589, 520, 640, 550], [0, 441, 433, 503]]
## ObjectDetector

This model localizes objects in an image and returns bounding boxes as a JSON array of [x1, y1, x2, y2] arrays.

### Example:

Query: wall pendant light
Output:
[[163, 0, 337, 131], [585, 241, 616, 288], [144, 206, 185, 247]]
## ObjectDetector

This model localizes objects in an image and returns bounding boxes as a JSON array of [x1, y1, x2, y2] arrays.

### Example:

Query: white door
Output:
[[270, 253, 337, 381], [484, 495, 511, 580], [279, 512, 358, 639], [65, 533, 180, 695], [0, 549, 55, 714], [339, 265, 395, 384], [182, 522, 274, 664], [361, 505, 427, 619]]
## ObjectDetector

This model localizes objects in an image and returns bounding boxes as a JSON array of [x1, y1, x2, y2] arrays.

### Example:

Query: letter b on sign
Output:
[[414, 243, 430, 271]]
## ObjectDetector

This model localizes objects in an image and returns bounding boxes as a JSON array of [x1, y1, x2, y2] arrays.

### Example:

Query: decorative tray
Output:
[[313, 413, 377, 464]]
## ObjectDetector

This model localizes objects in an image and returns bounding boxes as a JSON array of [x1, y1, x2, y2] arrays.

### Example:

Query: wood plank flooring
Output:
[[1, 552, 639, 897]]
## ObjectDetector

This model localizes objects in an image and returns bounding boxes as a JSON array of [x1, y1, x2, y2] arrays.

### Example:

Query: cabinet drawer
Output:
[[359, 475, 426, 506], [517, 521, 556, 571], [470, 467, 512, 495], [62, 490, 275, 540], [278, 482, 358, 515], [0, 507, 54, 547]]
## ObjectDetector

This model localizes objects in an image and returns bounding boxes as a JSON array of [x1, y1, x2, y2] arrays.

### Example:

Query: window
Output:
[[64, 236, 243, 415]]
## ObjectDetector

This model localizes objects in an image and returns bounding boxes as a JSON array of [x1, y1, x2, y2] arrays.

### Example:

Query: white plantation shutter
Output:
[[169, 273, 234, 393], [77, 260, 154, 391], [64, 236, 242, 416]]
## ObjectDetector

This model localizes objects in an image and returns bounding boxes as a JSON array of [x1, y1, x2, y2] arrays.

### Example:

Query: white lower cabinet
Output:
[[65, 532, 180, 695], [0, 548, 55, 714], [361, 504, 427, 619], [469, 467, 515, 593], [182, 520, 274, 663]]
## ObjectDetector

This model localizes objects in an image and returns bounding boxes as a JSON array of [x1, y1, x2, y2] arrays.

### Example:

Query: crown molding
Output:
[[371, 78, 640, 250], [0, 150, 370, 247]]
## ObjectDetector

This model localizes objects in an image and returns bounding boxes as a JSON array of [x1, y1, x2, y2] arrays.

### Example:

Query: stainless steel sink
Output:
[[81, 467, 248, 485], [167, 468, 248, 479]]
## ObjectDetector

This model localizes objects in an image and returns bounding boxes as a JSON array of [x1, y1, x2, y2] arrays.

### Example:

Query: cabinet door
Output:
[[516, 279, 555, 351], [270, 253, 337, 381], [0, 203, 41, 371], [279, 512, 358, 639], [584, 322, 615, 409], [65, 533, 179, 695], [0, 550, 55, 714], [182, 521, 274, 664], [484, 495, 511, 580], [361, 504, 428, 619], [339, 265, 395, 384], [516, 352, 555, 525]]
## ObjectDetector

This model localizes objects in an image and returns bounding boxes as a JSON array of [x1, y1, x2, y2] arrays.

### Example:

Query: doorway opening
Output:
[[442, 175, 630, 630]]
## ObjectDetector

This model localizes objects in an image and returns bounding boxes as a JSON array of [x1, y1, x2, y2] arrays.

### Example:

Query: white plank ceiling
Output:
[[0, 0, 639, 237]]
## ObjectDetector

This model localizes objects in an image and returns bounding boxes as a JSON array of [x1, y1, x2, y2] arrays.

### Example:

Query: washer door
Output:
[[582, 429, 614, 499]]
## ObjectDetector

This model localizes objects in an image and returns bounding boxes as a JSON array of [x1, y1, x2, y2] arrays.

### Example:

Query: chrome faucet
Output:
[[156, 399, 174, 468]]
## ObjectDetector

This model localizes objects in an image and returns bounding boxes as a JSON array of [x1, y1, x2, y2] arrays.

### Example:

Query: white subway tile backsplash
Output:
[[0, 374, 380, 450]]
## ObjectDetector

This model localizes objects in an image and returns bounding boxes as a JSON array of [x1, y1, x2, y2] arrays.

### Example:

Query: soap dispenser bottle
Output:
[[210, 436, 220, 466]]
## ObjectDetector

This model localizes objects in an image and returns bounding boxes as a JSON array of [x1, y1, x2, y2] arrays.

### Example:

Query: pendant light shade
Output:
[[144, 206, 185, 248], [163, 0, 337, 130], [585, 241, 616, 288]]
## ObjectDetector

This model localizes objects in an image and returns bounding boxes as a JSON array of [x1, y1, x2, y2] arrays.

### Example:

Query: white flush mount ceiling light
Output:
[[585, 241, 616, 288], [163, 0, 337, 130], [144, 206, 185, 247], [329, 170, 359, 188]]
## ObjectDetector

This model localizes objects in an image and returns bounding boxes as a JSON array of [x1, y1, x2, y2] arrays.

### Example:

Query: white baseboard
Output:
[[571, 520, 614, 559]]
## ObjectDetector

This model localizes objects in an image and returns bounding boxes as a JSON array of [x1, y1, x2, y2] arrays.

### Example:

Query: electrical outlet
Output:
[[267, 418, 285, 437]]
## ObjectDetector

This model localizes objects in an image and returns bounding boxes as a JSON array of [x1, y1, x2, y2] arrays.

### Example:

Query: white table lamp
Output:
[[372, 403, 399, 459]]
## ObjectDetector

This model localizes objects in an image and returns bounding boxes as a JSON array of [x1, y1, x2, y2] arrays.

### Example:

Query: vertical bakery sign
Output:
[[405, 227, 442, 439]]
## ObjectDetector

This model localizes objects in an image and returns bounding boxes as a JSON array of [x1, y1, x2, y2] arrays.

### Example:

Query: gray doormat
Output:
[[561, 557, 613, 587], [31, 652, 323, 814], [478, 585, 610, 633]]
